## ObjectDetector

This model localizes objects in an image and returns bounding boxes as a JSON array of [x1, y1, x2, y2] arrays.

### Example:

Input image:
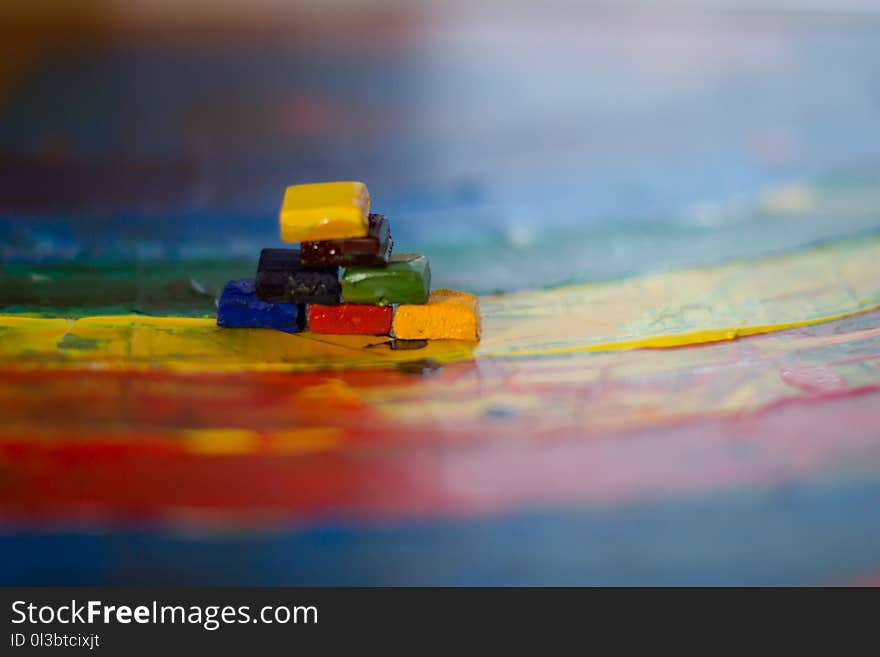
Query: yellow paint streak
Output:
[[0, 316, 69, 358], [183, 428, 261, 455], [183, 427, 341, 455], [484, 310, 872, 358], [297, 379, 365, 407], [0, 315, 474, 371], [476, 237, 880, 357]]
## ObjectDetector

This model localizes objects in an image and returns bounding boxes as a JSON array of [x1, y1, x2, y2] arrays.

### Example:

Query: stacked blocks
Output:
[[216, 181, 480, 342]]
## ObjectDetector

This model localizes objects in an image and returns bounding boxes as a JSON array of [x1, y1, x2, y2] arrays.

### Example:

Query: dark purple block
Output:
[[300, 213, 393, 268], [255, 248, 340, 305]]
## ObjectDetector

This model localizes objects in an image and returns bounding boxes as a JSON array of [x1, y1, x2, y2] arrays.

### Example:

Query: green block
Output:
[[342, 254, 431, 305]]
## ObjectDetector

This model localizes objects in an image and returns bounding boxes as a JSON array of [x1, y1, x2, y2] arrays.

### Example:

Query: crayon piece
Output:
[[301, 213, 393, 268], [279, 181, 370, 242], [255, 248, 340, 305], [341, 254, 430, 306], [308, 303, 393, 335], [216, 279, 302, 333], [392, 288, 480, 341]]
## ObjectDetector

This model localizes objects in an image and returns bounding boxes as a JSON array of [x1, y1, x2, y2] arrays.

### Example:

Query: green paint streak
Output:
[[57, 334, 106, 351], [0, 259, 254, 318], [342, 254, 431, 305]]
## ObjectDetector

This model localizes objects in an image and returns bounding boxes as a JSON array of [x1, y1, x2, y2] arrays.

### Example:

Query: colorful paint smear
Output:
[[3, 305, 880, 585]]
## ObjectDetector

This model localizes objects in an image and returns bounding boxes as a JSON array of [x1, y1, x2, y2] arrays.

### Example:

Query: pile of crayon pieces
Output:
[[216, 181, 480, 342]]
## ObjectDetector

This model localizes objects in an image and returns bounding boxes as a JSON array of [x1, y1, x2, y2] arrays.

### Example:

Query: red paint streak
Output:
[[779, 365, 847, 394], [0, 387, 879, 528]]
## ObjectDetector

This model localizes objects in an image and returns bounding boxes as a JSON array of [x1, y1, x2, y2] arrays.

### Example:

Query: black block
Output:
[[255, 248, 340, 305]]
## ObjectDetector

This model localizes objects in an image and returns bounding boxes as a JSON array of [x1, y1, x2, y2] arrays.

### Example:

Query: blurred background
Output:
[[2, 0, 880, 300]]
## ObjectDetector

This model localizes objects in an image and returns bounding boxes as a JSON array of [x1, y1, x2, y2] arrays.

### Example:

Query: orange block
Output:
[[392, 289, 481, 341]]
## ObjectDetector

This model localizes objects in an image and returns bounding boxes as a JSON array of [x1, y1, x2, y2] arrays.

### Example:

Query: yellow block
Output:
[[393, 289, 481, 341], [279, 181, 371, 242]]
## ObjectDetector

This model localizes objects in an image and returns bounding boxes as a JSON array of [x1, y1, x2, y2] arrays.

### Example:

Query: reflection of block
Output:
[[390, 339, 428, 350], [342, 254, 430, 306], [393, 289, 480, 341], [255, 249, 340, 305], [308, 303, 393, 335], [301, 214, 393, 268], [279, 181, 371, 242], [217, 279, 302, 332]]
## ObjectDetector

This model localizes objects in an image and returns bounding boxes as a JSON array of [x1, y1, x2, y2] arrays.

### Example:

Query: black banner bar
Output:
[[0, 587, 866, 654]]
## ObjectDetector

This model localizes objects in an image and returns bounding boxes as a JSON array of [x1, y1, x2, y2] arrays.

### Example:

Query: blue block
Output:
[[216, 279, 302, 332]]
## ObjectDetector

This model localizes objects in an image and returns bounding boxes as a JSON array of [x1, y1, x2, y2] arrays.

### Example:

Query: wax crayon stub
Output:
[[393, 289, 481, 341], [308, 303, 393, 335], [216, 279, 302, 333], [279, 181, 370, 242], [301, 213, 393, 268], [255, 248, 340, 305], [342, 253, 430, 305]]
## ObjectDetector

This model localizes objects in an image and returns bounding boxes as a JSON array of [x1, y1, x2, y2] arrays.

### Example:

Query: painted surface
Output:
[[3, 237, 879, 370], [2, 5, 880, 585], [3, 308, 880, 584]]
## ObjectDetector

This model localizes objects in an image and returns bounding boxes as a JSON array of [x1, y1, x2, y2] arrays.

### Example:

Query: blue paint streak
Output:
[[4, 478, 880, 585]]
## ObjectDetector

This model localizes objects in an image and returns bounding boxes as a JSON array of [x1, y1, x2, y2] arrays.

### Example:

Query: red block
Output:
[[308, 303, 393, 335]]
